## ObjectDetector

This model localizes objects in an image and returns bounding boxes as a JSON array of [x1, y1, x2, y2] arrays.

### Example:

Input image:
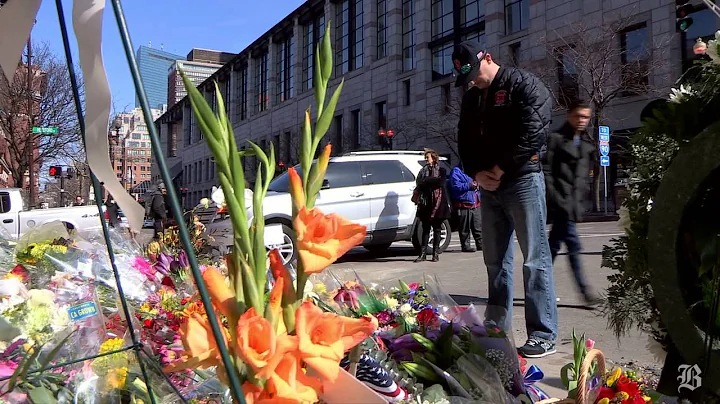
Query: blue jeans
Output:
[[548, 215, 588, 295], [481, 172, 558, 342]]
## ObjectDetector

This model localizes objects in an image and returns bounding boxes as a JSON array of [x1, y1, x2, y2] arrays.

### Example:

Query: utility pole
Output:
[[26, 35, 36, 208]]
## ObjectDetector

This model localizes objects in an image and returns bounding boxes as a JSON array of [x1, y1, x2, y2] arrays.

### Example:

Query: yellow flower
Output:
[[313, 283, 328, 295], [607, 367, 622, 387], [616, 391, 629, 400], [105, 366, 128, 390], [643, 396, 652, 402], [383, 296, 399, 308], [99, 338, 125, 354], [597, 399, 610, 404]]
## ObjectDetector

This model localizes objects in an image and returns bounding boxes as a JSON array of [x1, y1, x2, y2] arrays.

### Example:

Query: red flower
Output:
[[161, 276, 176, 289], [143, 319, 154, 328], [180, 297, 189, 305], [9, 264, 29, 283], [596, 387, 616, 401], [407, 282, 420, 290], [518, 354, 527, 374], [616, 375, 640, 397], [417, 308, 439, 327]]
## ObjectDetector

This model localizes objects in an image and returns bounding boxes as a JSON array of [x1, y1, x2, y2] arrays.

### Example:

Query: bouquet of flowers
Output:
[[594, 368, 655, 404], [162, 22, 382, 403]]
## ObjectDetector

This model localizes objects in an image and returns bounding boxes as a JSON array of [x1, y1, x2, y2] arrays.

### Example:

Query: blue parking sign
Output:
[[600, 155, 610, 167], [599, 126, 610, 143]]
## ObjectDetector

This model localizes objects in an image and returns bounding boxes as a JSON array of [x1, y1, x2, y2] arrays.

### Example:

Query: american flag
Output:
[[341, 354, 408, 402]]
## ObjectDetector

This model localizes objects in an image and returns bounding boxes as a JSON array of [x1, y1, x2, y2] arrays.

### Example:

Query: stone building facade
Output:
[[153, 0, 706, 209]]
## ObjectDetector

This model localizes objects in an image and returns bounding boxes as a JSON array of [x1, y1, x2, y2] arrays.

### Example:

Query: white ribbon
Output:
[[0, 0, 144, 232], [72, 0, 143, 232]]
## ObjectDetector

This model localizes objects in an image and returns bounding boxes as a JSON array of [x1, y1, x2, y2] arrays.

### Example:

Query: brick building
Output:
[[111, 108, 163, 197], [153, 0, 716, 209]]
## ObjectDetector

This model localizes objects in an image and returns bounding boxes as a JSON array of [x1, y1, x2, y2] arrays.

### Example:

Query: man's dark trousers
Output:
[[548, 214, 588, 295], [458, 205, 482, 250]]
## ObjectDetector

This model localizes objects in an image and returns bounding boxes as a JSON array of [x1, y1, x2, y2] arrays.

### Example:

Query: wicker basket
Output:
[[535, 349, 606, 404]]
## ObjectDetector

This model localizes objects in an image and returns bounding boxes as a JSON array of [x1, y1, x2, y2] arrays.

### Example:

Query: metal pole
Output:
[[59, 170, 65, 207], [108, 1, 246, 401], [603, 165, 608, 215], [26, 35, 36, 208]]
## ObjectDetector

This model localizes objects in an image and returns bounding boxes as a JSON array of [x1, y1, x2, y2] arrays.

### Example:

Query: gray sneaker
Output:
[[518, 338, 556, 358]]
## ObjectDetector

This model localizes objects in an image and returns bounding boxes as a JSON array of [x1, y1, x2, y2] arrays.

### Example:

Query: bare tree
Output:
[[0, 42, 84, 189], [532, 15, 673, 211]]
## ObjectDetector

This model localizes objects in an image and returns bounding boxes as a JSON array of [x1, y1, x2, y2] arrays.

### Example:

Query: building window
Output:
[[377, 0, 388, 59], [167, 123, 177, 157], [351, 109, 361, 150], [235, 65, 248, 121], [441, 83, 452, 113], [336, 0, 364, 74], [211, 160, 216, 179], [333, 115, 344, 155], [255, 52, 269, 112], [376, 101, 387, 131], [431, 0, 485, 81], [403, 80, 411, 106], [431, 0, 454, 40], [620, 24, 650, 95], [460, 0, 484, 27], [284, 131, 292, 164], [509, 42, 520, 67], [432, 42, 455, 80], [556, 48, 579, 107], [273, 135, 280, 157], [303, 14, 325, 91], [223, 77, 231, 113], [205, 158, 210, 181], [276, 36, 295, 103], [505, 0, 529, 35], [402, 0, 416, 71]]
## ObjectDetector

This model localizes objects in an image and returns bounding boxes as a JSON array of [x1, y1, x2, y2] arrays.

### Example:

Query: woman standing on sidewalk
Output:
[[413, 149, 450, 262]]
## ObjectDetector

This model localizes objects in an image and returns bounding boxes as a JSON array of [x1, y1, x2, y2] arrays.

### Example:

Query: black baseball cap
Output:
[[451, 41, 485, 88]]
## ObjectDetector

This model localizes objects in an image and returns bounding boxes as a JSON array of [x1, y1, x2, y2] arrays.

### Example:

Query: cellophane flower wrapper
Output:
[[310, 268, 389, 317]]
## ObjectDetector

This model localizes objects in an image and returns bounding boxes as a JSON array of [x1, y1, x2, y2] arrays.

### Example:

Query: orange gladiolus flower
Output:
[[269, 249, 296, 303], [294, 208, 366, 274], [163, 313, 226, 374], [288, 168, 305, 211], [265, 355, 322, 403], [295, 301, 377, 382], [203, 266, 240, 320], [236, 308, 297, 380]]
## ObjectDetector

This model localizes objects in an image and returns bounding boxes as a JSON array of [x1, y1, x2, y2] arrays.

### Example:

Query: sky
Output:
[[31, 0, 306, 110]]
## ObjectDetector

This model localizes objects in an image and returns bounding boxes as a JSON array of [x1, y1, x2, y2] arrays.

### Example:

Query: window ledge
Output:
[[428, 76, 455, 89], [501, 29, 529, 43]]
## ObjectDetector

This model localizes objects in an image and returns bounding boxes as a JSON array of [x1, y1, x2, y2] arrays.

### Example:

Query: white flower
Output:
[[706, 30, 720, 64], [211, 186, 226, 207], [399, 303, 412, 314], [26, 289, 56, 309], [668, 84, 695, 104], [647, 198, 653, 212], [199, 197, 210, 208]]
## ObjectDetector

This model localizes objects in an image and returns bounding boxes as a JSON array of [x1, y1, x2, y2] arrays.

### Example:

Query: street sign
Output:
[[598, 125, 610, 143], [600, 155, 610, 167], [32, 127, 58, 134], [600, 144, 610, 156]]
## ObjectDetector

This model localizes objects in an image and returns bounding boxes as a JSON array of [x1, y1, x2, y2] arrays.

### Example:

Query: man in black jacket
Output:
[[545, 100, 599, 305], [146, 182, 167, 239], [453, 41, 558, 358]]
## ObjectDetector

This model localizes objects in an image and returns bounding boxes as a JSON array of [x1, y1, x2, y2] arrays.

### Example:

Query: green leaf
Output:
[[180, 71, 225, 156], [238, 149, 256, 158], [38, 331, 75, 372], [313, 79, 344, 150], [399, 280, 410, 292], [320, 22, 333, 86], [28, 387, 56, 404], [313, 47, 326, 120], [560, 363, 575, 390], [301, 109, 313, 191]]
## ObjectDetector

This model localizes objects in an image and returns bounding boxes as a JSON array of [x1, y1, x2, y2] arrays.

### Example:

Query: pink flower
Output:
[[585, 338, 595, 351], [408, 282, 420, 290], [0, 360, 17, 378], [133, 256, 156, 281], [333, 287, 360, 309]]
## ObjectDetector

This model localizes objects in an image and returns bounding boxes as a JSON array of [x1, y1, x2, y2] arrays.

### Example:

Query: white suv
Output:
[[204, 151, 453, 265]]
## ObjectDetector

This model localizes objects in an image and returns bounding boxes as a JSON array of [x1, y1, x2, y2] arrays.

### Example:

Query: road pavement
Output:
[[329, 221, 662, 399]]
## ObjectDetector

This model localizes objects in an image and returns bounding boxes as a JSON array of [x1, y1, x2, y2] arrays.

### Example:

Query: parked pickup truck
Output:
[[0, 188, 104, 239]]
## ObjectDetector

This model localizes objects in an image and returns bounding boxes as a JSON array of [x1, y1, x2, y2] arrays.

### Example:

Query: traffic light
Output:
[[49, 166, 62, 178], [66, 168, 75, 179], [676, 0, 694, 32]]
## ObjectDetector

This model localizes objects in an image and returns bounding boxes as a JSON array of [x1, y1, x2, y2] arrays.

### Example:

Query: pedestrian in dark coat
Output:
[[545, 100, 599, 305], [145, 182, 167, 239], [414, 149, 450, 262]]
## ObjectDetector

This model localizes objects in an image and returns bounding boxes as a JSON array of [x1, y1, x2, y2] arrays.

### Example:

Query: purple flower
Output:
[[334, 287, 360, 309], [177, 251, 190, 269], [155, 253, 172, 275], [391, 349, 414, 362], [389, 333, 425, 352]]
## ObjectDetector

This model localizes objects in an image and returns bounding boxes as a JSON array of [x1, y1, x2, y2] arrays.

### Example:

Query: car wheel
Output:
[[364, 243, 392, 253], [412, 219, 452, 253], [266, 223, 297, 266]]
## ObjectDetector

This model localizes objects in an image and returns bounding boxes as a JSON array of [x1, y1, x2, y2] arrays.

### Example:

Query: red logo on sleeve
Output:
[[495, 90, 507, 105]]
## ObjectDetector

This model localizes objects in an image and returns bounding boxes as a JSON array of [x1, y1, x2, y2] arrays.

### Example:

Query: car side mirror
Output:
[[321, 179, 330, 190]]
